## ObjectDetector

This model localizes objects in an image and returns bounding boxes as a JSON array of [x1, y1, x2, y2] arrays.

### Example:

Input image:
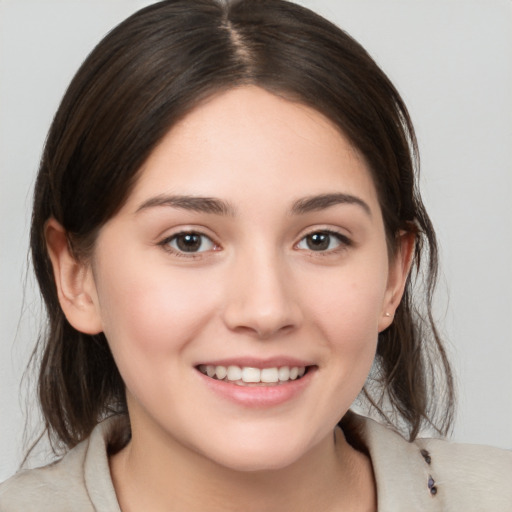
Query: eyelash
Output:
[[295, 229, 352, 255], [158, 229, 352, 258], [158, 231, 219, 259]]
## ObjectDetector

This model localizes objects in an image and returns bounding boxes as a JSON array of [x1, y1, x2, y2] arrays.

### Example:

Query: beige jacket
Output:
[[1, 414, 511, 511]]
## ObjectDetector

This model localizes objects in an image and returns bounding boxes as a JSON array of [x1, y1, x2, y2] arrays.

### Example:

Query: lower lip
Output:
[[196, 368, 316, 408]]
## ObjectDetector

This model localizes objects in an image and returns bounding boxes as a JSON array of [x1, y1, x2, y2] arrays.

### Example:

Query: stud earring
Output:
[[385, 312, 392, 317]]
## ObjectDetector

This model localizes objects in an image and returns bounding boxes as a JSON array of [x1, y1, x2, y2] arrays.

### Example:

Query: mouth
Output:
[[195, 361, 317, 407], [196, 364, 314, 386]]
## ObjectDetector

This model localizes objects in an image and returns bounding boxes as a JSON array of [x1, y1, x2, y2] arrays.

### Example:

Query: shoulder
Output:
[[0, 440, 92, 512], [344, 412, 512, 512], [0, 418, 122, 512], [418, 436, 512, 511]]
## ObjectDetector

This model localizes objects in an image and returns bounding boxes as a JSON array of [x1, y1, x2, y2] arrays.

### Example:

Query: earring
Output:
[[385, 312, 392, 317]]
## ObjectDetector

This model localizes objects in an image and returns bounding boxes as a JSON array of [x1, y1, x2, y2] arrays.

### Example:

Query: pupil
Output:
[[307, 233, 329, 251], [177, 234, 201, 252]]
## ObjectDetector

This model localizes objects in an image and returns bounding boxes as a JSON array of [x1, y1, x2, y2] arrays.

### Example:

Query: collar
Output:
[[88, 414, 441, 512], [344, 412, 441, 511]]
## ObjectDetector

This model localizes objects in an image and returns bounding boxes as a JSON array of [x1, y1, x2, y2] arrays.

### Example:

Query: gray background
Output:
[[1, 0, 511, 480]]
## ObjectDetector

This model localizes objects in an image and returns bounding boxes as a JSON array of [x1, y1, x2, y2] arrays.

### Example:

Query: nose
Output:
[[222, 250, 302, 339]]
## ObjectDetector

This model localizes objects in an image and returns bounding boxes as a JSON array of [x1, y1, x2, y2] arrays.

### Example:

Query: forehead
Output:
[[124, 86, 380, 213]]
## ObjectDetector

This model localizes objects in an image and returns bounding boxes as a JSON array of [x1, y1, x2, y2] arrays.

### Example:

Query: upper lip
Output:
[[195, 356, 315, 369]]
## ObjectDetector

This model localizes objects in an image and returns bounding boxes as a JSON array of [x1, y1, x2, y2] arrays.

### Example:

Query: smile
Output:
[[197, 364, 308, 385], [194, 357, 317, 407]]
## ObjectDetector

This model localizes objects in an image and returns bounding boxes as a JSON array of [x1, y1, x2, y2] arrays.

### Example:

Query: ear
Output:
[[45, 218, 103, 334], [378, 231, 415, 332]]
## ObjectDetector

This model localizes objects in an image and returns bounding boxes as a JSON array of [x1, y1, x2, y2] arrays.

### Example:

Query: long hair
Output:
[[29, 0, 454, 453]]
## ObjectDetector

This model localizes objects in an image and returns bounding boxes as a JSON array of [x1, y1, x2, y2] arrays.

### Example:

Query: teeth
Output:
[[227, 365, 242, 381], [199, 365, 307, 384], [242, 367, 261, 383], [278, 366, 290, 381], [215, 365, 227, 380], [260, 368, 279, 383]]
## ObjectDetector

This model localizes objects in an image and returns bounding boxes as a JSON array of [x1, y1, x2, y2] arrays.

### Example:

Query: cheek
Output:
[[305, 259, 389, 343], [93, 252, 218, 360], [300, 252, 389, 396]]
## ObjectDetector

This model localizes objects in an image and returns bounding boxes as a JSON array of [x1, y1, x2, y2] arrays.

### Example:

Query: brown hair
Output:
[[29, 0, 454, 453]]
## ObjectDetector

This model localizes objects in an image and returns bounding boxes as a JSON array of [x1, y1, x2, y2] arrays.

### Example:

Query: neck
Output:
[[110, 421, 376, 512]]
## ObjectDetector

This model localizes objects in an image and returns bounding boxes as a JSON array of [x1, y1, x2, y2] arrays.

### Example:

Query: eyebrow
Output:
[[135, 192, 371, 217], [290, 193, 371, 216], [135, 194, 235, 216]]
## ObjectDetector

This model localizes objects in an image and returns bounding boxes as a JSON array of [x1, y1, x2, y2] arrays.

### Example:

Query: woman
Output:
[[1, 1, 510, 510]]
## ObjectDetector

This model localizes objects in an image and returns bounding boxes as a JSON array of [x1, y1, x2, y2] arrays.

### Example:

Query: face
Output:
[[84, 86, 404, 471]]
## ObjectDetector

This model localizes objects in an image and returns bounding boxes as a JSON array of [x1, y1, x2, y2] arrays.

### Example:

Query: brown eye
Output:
[[306, 232, 330, 251], [297, 231, 350, 252], [165, 232, 215, 253]]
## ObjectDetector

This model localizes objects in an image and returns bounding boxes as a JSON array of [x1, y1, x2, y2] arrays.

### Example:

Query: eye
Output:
[[162, 232, 217, 254], [296, 230, 350, 252]]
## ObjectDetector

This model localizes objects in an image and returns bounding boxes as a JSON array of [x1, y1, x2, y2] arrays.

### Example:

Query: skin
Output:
[[46, 86, 414, 512]]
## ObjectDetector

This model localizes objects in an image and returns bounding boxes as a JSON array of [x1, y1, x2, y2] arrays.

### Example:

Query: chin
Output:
[[210, 449, 303, 473], [196, 428, 318, 473]]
